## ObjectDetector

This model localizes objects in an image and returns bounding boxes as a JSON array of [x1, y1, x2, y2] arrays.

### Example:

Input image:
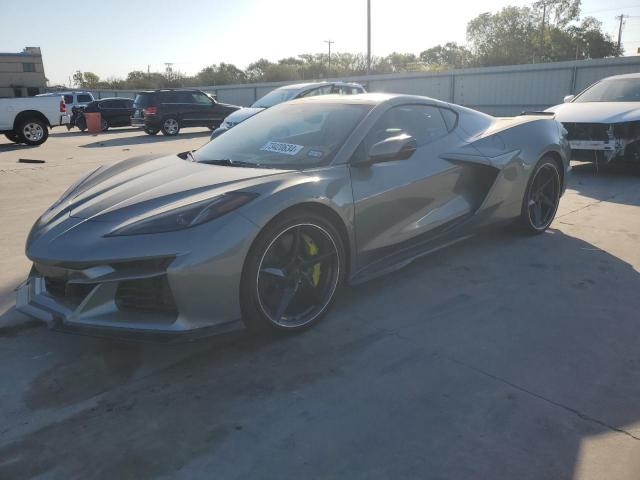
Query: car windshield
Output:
[[574, 79, 640, 103], [251, 89, 298, 108], [194, 102, 372, 169]]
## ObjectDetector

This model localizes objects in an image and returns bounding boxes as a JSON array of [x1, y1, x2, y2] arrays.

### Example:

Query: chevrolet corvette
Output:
[[17, 94, 570, 334]]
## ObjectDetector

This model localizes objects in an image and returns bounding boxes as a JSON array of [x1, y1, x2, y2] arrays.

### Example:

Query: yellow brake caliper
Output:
[[302, 234, 321, 287]]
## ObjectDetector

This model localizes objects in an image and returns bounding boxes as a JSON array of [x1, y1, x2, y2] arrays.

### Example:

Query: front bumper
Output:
[[17, 211, 259, 334]]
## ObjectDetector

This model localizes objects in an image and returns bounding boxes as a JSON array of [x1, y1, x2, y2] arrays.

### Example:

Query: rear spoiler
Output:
[[519, 111, 555, 117]]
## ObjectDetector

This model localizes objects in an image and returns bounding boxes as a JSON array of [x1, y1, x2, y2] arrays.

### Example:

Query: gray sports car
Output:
[[17, 94, 571, 335]]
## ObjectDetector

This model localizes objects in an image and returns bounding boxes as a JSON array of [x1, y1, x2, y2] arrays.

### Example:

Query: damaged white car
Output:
[[547, 73, 640, 164]]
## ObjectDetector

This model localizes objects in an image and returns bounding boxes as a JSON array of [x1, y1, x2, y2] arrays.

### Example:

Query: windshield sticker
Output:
[[307, 149, 324, 158], [260, 141, 304, 156]]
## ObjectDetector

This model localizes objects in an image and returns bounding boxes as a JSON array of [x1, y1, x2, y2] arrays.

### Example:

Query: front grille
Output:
[[563, 123, 609, 141], [44, 277, 95, 301], [115, 276, 177, 313]]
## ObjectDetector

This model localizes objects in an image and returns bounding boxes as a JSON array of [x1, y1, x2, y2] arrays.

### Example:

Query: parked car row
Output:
[[3, 74, 639, 165]]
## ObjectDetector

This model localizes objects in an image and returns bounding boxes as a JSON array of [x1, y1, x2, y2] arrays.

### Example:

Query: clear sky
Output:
[[0, 0, 638, 86]]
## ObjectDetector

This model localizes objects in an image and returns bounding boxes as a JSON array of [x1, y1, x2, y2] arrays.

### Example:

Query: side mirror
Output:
[[563, 95, 575, 103], [364, 134, 417, 164]]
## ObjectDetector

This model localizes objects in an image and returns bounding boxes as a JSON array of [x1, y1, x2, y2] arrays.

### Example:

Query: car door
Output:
[[349, 104, 472, 267], [97, 100, 117, 124], [184, 91, 220, 127]]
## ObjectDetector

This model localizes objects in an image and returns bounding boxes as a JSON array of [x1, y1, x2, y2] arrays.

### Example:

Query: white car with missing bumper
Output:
[[546, 73, 640, 164]]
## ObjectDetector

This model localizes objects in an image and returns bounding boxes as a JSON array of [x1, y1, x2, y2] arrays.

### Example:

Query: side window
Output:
[[335, 86, 364, 95], [77, 94, 93, 103], [64, 94, 73, 104], [22, 63, 36, 72], [355, 105, 449, 161], [439, 108, 457, 132], [300, 86, 333, 98], [191, 92, 213, 105]]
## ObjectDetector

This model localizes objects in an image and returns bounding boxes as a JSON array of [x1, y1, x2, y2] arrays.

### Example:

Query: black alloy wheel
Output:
[[241, 212, 345, 333], [522, 157, 561, 233]]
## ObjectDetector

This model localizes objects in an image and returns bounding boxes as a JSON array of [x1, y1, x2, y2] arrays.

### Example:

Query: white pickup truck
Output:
[[0, 96, 71, 146]]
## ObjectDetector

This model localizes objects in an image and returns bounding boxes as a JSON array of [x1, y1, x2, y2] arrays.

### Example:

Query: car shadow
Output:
[[0, 142, 39, 152], [568, 160, 640, 206], [51, 127, 141, 138], [78, 130, 213, 148], [1, 224, 639, 479]]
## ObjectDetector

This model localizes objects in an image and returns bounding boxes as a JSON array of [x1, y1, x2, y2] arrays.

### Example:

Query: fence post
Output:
[[570, 65, 578, 94], [254, 87, 258, 103], [449, 74, 456, 103]]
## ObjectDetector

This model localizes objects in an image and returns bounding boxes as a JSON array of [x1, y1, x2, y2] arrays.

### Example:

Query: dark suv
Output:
[[131, 89, 239, 136]]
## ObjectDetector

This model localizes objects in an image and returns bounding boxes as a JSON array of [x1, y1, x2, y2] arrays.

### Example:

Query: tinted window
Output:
[[134, 93, 155, 108], [439, 108, 457, 131], [64, 94, 73, 104], [195, 103, 372, 169], [191, 92, 213, 104], [299, 86, 333, 98], [77, 94, 93, 103], [359, 105, 449, 155], [335, 85, 364, 95], [251, 88, 298, 108], [22, 63, 35, 72], [163, 91, 195, 103]]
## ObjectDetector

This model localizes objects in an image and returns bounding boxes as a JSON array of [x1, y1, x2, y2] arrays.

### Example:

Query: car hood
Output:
[[546, 102, 640, 123], [224, 107, 265, 124], [66, 154, 291, 222]]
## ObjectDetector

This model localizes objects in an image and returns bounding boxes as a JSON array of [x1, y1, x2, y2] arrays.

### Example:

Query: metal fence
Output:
[[80, 56, 640, 116]]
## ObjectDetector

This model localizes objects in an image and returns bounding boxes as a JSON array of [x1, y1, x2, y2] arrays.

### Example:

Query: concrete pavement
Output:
[[0, 127, 639, 479]]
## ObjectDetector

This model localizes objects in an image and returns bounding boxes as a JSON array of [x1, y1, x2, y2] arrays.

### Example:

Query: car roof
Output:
[[138, 89, 201, 94], [601, 73, 640, 81], [286, 92, 452, 107], [38, 91, 92, 96], [97, 97, 132, 101], [274, 81, 364, 92]]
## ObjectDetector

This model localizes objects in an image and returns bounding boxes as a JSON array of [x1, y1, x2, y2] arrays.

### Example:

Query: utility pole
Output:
[[324, 40, 334, 75], [367, 0, 371, 74], [615, 14, 627, 56], [147, 64, 150, 80], [540, 1, 547, 61]]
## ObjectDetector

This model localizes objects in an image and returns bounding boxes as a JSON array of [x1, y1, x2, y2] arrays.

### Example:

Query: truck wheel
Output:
[[18, 118, 49, 146], [4, 132, 22, 143]]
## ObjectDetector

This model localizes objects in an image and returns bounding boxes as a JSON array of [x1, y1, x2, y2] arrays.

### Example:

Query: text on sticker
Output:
[[260, 141, 304, 156]]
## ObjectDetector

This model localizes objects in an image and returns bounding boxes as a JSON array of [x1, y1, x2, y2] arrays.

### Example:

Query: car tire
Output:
[[17, 118, 49, 146], [520, 156, 561, 234], [4, 132, 22, 143], [240, 210, 346, 334], [161, 117, 180, 136], [101, 118, 109, 131], [144, 127, 159, 135]]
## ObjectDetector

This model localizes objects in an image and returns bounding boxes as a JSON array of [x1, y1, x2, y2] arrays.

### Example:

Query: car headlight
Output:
[[107, 192, 258, 236]]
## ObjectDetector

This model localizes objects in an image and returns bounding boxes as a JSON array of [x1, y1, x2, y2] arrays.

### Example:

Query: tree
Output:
[[467, 6, 540, 66], [420, 42, 475, 68], [72, 70, 101, 88]]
